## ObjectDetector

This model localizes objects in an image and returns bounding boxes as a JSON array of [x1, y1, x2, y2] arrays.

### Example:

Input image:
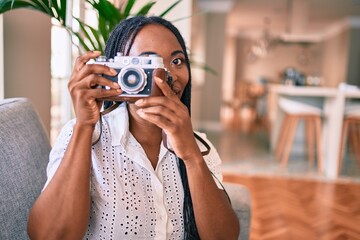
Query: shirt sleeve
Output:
[[195, 131, 224, 190], [42, 119, 76, 190]]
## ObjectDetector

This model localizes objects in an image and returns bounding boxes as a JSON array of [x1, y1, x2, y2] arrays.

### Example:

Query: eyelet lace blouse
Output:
[[44, 103, 223, 240]]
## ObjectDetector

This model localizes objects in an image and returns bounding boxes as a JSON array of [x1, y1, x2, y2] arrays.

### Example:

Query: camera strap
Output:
[[101, 102, 121, 115], [92, 102, 121, 145], [162, 131, 211, 156], [164, 131, 231, 204]]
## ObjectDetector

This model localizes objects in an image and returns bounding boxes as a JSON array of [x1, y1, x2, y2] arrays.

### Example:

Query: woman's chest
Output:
[[87, 146, 185, 239]]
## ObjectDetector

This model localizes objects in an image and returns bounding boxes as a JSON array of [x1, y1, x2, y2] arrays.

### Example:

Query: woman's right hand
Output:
[[68, 51, 122, 127]]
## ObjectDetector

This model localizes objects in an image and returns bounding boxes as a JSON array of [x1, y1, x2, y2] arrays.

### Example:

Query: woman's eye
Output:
[[172, 58, 184, 66]]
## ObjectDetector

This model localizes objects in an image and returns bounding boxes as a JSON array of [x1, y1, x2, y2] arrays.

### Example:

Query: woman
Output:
[[28, 16, 239, 240]]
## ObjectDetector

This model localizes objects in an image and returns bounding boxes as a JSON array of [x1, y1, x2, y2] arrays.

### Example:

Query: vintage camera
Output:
[[93, 52, 172, 102]]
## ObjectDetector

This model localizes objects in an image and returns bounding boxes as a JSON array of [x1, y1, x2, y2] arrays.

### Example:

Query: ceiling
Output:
[[198, 0, 360, 42]]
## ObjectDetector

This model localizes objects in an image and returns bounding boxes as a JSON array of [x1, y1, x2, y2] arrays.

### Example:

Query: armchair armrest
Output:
[[224, 182, 252, 240]]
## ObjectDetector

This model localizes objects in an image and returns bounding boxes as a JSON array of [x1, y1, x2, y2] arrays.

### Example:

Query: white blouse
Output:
[[44, 103, 223, 240]]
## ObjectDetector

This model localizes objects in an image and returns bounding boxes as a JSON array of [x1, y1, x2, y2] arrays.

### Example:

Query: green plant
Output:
[[0, 0, 181, 53], [75, 0, 182, 52]]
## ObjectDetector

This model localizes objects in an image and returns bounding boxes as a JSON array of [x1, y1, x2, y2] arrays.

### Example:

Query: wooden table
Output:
[[267, 85, 360, 178]]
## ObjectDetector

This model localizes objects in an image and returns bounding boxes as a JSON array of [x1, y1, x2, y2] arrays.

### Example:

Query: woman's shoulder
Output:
[[58, 118, 77, 136]]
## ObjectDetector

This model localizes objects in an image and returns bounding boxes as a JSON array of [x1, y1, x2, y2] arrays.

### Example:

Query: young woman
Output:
[[28, 16, 239, 240]]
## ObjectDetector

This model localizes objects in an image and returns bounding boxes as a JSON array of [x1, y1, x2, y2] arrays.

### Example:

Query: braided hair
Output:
[[104, 16, 199, 239]]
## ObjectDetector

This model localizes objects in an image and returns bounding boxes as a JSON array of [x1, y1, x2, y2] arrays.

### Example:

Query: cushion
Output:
[[0, 98, 51, 239]]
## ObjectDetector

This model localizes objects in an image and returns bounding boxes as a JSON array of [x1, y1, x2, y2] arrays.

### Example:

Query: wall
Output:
[[191, 12, 226, 130], [236, 39, 323, 84], [197, 13, 226, 130], [190, 3, 232, 131], [347, 28, 360, 86], [234, 29, 350, 88], [190, 1, 206, 128], [4, 9, 51, 135], [321, 29, 349, 87]]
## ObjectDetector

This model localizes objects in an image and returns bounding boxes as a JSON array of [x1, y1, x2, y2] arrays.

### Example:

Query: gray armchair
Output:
[[0, 98, 251, 240], [0, 98, 50, 239]]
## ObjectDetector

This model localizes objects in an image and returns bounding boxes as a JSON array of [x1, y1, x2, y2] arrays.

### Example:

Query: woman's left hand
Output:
[[135, 76, 201, 161]]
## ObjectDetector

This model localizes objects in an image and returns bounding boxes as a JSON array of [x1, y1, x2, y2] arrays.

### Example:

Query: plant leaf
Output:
[[190, 60, 218, 75], [159, 0, 182, 17], [30, 0, 52, 15], [75, 18, 97, 51], [72, 31, 91, 52], [87, 0, 121, 25], [88, 25, 104, 52], [171, 10, 208, 23], [123, 0, 135, 18], [0, 1, 41, 14], [50, 0, 60, 20], [75, 17, 104, 52], [58, 0, 67, 24], [98, 16, 109, 46], [0, 1, 32, 13], [135, 1, 156, 16]]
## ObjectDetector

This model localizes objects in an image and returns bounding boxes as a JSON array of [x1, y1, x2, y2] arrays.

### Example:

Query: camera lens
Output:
[[118, 67, 147, 94]]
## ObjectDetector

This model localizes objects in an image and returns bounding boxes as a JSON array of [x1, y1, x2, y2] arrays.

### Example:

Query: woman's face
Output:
[[127, 24, 189, 98]]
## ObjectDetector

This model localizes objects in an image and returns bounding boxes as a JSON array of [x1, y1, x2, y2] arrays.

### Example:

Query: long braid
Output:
[[178, 158, 200, 239], [104, 16, 199, 240]]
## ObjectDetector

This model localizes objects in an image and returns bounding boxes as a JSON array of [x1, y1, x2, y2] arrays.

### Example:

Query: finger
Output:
[[154, 76, 176, 98], [136, 109, 172, 130], [137, 105, 176, 122], [75, 51, 102, 72], [135, 96, 186, 114], [86, 87, 123, 100], [75, 64, 118, 83], [136, 104, 190, 130], [68, 75, 120, 97], [85, 74, 120, 90]]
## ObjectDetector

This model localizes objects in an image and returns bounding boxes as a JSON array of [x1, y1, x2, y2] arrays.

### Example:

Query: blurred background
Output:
[[1, 0, 360, 180]]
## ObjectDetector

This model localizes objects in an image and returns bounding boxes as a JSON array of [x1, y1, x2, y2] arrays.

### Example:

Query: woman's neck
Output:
[[128, 103, 162, 143], [127, 103, 162, 168]]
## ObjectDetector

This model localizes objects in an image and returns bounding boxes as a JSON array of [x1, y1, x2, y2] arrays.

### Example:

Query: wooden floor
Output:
[[224, 174, 360, 240]]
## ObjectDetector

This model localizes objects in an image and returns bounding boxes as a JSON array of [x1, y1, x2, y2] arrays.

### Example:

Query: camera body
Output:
[[93, 52, 171, 102]]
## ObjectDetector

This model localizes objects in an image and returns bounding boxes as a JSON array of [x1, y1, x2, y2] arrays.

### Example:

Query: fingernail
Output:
[[135, 99, 143, 106], [110, 68, 118, 75], [116, 89, 122, 93], [93, 50, 102, 55], [137, 109, 145, 116], [113, 82, 120, 88], [154, 76, 164, 83]]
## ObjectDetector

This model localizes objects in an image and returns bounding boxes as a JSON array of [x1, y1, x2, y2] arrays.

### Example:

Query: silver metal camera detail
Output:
[[94, 52, 165, 97]]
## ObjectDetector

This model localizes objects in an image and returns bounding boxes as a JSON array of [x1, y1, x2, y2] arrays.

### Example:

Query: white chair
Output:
[[338, 103, 360, 175], [275, 97, 323, 173]]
